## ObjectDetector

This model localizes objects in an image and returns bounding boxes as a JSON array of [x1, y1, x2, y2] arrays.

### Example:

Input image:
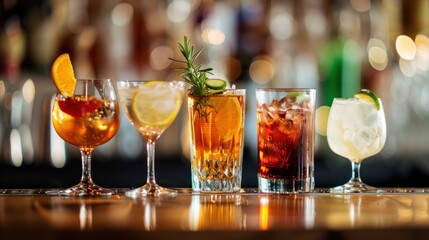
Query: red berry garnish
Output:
[[58, 96, 102, 118]]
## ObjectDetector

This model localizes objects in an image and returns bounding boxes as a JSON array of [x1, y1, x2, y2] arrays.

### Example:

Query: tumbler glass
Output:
[[188, 89, 245, 192], [256, 88, 316, 193]]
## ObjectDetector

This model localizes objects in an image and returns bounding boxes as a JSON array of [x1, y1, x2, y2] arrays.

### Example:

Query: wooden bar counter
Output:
[[1, 188, 429, 239]]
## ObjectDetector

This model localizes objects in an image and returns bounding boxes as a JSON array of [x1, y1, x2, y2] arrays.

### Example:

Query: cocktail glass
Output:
[[256, 88, 316, 193], [327, 97, 387, 193], [188, 89, 246, 192], [51, 79, 120, 196], [117, 80, 184, 197]]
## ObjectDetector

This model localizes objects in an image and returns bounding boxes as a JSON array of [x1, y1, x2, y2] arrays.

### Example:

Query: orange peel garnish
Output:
[[51, 53, 76, 97]]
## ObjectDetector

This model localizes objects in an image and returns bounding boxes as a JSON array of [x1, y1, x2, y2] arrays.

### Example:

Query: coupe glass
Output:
[[326, 97, 386, 193], [117, 80, 184, 197], [51, 79, 120, 196]]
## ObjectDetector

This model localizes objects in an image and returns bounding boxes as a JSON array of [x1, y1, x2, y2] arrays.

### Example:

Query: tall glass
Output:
[[256, 88, 316, 193], [51, 79, 120, 196], [188, 89, 245, 192], [117, 80, 184, 197], [327, 97, 387, 193]]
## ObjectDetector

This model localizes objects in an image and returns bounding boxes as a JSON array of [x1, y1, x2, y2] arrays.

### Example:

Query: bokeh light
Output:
[[22, 79, 35, 103], [269, 12, 294, 40], [167, 0, 192, 23], [414, 34, 429, 71], [0, 80, 5, 101], [10, 129, 23, 167], [350, 0, 371, 12], [111, 3, 134, 26], [304, 9, 327, 39], [368, 46, 388, 71], [399, 58, 416, 77], [201, 28, 225, 45], [249, 56, 275, 85], [149, 45, 174, 70], [396, 35, 416, 61]]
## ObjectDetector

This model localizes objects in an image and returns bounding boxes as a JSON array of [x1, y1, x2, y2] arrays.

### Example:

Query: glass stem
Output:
[[80, 148, 94, 185], [146, 141, 157, 185], [350, 161, 362, 183]]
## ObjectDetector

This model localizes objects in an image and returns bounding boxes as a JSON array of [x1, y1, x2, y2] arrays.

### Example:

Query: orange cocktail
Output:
[[50, 54, 120, 196], [52, 95, 120, 149], [51, 79, 120, 196]]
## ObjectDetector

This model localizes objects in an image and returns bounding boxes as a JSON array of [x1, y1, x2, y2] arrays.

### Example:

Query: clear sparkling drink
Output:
[[327, 98, 386, 163]]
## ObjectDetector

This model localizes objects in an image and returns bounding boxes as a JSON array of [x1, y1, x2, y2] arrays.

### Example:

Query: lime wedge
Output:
[[316, 106, 330, 136], [132, 81, 182, 126], [353, 89, 380, 110], [287, 92, 309, 103], [206, 79, 227, 90]]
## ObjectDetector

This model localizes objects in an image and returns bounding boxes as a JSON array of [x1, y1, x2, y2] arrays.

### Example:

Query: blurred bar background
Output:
[[0, 0, 429, 189]]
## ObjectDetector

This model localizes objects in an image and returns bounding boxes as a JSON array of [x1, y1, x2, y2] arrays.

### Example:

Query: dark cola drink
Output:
[[256, 89, 315, 193]]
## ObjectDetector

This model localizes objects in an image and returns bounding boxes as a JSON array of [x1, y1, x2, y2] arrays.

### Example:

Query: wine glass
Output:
[[326, 97, 387, 193], [116, 80, 184, 197], [51, 79, 120, 196]]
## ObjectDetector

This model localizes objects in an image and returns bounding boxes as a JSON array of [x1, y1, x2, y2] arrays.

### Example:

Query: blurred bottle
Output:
[[318, 4, 361, 106], [0, 16, 36, 166]]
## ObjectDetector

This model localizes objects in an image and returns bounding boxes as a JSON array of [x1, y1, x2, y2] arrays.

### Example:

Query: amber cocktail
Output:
[[52, 79, 120, 196], [188, 89, 245, 192]]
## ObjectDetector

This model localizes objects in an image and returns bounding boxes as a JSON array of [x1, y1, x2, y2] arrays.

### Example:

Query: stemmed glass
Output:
[[326, 97, 387, 193], [51, 79, 120, 196], [117, 80, 184, 197]]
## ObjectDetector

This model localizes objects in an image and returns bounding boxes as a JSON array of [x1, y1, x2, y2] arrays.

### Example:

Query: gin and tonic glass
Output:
[[51, 79, 120, 196], [117, 80, 184, 197], [327, 97, 386, 193]]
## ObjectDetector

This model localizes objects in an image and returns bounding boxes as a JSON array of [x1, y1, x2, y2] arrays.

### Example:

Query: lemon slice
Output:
[[315, 106, 330, 136], [353, 89, 380, 110], [211, 94, 243, 141], [131, 81, 182, 126]]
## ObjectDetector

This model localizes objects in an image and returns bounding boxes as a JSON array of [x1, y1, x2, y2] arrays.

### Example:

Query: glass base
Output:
[[56, 182, 114, 197], [192, 178, 241, 193], [329, 180, 382, 193], [258, 175, 314, 193], [191, 165, 242, 193], [380, 188, 429, 193], [125, 183, 178, 198]]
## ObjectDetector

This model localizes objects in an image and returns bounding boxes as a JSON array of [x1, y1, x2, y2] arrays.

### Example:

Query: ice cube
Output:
[[344, 129, 354, 142], [271, 99, 280, 109], [367, 136, 382, 153], [275, 114, 291, 131], [279, 97, 296, 110], [352, 127, 376, 155], [365, 110, 379, 127], [299, 101, 308, 109], [260, 104, 277, 125], [285, 109, 298, 119]]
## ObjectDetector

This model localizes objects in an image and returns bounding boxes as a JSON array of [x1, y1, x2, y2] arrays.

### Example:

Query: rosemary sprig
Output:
[[169, 36, 213, 95], [170, 36, 229, 118]]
